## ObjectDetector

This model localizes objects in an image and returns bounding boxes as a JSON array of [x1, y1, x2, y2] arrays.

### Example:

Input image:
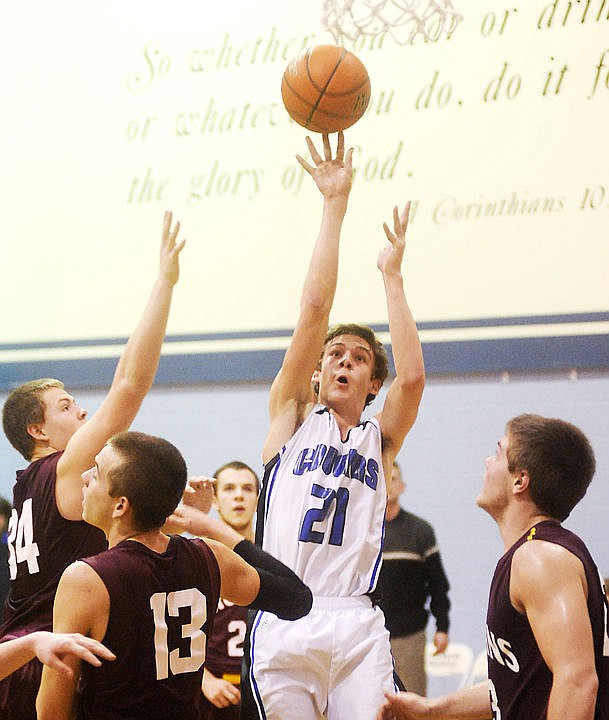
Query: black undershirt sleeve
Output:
[[233, 539, 313, 621]]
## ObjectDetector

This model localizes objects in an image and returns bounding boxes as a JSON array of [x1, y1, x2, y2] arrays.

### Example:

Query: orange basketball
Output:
[[281, 45, 371, 133]]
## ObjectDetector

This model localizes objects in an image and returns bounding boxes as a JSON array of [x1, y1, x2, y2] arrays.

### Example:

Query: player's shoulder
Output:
[[511, 536, 588, 616], [512, 536, 584, 583], [263, 399, 320, 462], [60, 559, 105, 593]]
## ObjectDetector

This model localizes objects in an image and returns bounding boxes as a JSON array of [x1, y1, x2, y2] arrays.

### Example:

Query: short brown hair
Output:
[[107, 431, 187, 532], [214, 460, 260, 493], [2, 379, 64, 460], [316, 324, 389, 408], [506, 414, 596, 521]]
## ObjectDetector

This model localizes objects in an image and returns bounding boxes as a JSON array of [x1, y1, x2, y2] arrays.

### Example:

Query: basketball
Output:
[[281, 45, 371, 133]]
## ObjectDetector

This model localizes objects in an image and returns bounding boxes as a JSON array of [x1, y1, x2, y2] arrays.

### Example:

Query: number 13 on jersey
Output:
[[149, 589, 208, 680]]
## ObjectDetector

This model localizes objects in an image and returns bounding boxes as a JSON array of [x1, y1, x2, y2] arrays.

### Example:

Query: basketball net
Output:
[[321, 0, 463, 45]]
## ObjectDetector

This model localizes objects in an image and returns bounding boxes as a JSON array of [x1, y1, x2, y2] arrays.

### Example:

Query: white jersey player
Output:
[[259, 405, 386, 597], [243, 132, 425, 720]]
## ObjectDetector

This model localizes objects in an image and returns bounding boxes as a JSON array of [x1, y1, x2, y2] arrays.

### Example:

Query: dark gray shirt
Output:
[[374, 508, 450, 637]]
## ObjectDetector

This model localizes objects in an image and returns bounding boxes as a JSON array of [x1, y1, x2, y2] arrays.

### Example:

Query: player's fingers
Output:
[[378, 692, 400, 720], [73, 647, 104, 667], [383, 222, 395, 244], [168, 220, 180, 246], [220, 689, 237, 708], [162, 211, 172, 240], [188, 476, 215, 489], [44, 655, 74, 678], [336, 130, 344, 160], [305, 136, 322, 165], [74, 636, 116, 662], [296, 154, 315, 176], [400, 201, 411, 229], [344, 147, 354, 173], [322, 132, 332, 161], [393, 205, 401, 231], [226, 684, 241, 703]]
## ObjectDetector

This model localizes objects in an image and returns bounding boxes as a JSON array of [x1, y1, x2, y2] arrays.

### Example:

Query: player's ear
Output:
[[112, 496, 129, 518], [311, 370, 321, 396], [513, 470, 530, 495], [27, 423, 47, 441], [370, 377, 382, 395]]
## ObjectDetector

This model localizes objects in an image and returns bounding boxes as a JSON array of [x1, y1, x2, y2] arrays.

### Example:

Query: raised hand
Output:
[[159, 210, 186, 287], [296, 132, 354, 200], [377, 202, 411, 277], [181, 476, 215, 515], [166, 503, 242, 548]]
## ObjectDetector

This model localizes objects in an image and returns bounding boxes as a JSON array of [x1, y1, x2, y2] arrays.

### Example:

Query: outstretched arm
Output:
[[0, 631, 114, 682], [264, 132, 353, 462], [169, 505, 312, 620], [376, 682, 492, 720], [166, 502, 243, 547], [377, 203, 425, 468], [204, 538, 312, 621], [57, 212, 185, 519], [161, 477, 216, 536]]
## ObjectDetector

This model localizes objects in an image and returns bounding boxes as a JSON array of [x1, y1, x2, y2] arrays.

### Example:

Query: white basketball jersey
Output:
[[258, 405, 386, 597]]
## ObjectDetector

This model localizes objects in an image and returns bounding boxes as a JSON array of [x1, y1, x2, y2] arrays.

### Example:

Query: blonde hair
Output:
[[2, 379, 65, 460]]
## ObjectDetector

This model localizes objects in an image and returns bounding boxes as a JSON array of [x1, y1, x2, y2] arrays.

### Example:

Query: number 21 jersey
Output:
[[256, 405, 386, 597]]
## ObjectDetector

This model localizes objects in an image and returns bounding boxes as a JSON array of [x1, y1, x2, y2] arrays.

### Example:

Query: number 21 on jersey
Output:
[[299, 483, 349, 546]]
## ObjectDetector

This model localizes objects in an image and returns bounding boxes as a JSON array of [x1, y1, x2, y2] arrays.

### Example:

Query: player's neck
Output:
[[498, 509, 555, 550], [232, 523, 254, 542], [110, 527, 169, 552], [241, 526, 254, 542], [30, 444, 58, 462], [327, 405, 363, 438]]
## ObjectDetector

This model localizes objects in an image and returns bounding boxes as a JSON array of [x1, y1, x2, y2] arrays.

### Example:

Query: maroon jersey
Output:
[[0, 452, 107, 720], [78, 535, 221, 720], [486, 520, 609, 720], [199, 599, 248, 720], [205, 598, 248, 679], [1, 452, 106, 633]]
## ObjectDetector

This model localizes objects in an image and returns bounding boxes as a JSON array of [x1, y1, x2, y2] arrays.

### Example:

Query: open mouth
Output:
[[337, 376, 348, 384]]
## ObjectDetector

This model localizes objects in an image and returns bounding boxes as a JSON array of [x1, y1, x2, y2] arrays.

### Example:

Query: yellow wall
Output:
[[2, 1, 608, 355]]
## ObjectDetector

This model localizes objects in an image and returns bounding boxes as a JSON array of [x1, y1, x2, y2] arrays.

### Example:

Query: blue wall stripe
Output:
[[1, 334, 607, 390]]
